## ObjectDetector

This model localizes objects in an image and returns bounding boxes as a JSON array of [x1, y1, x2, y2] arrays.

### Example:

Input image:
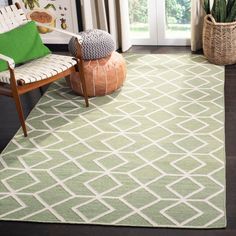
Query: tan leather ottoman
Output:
[[68, 51, 126, 97]]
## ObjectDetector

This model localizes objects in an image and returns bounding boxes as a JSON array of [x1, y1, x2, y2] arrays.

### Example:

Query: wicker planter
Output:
[[203, 14, 236, 65]]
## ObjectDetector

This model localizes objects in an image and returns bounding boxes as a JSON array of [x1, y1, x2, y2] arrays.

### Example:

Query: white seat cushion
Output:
[[0, 54, 77, 85]]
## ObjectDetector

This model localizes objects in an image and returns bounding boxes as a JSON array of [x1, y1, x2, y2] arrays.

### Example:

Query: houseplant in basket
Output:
[[202, 0, 236, 65]]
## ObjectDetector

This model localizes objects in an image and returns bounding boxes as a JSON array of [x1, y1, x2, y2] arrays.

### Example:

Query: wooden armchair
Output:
[[0, 3, 89, 137]]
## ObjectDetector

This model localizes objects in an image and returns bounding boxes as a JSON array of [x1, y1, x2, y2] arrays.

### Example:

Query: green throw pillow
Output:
[[0, 21, 51, 72]]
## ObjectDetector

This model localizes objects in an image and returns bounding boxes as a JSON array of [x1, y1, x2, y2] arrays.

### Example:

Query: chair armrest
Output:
[[35, 22, 83, 43], [0, 54, 15, 69]]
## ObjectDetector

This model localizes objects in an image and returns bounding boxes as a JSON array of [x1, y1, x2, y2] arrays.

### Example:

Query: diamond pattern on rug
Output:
[[0, 54, 226, 228]]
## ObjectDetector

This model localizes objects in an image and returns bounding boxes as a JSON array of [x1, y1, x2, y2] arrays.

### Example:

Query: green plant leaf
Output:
[[35, 1, 40, 8], [226, 0, 236, 22], [212, 0, 219, 22], [212, 0, 226, 22], [226, 0, 235, 16], [44, 4, 56, 11], [203, 0, 211, 14], [22, 0, 27, 9], [219, 0, 226, 22]]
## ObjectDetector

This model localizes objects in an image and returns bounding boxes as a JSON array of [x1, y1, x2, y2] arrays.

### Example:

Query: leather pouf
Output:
[[69, 51, 126, 97]]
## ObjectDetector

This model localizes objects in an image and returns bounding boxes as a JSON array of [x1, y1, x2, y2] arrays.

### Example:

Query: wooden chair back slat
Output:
[[0, 4, 27, 33]]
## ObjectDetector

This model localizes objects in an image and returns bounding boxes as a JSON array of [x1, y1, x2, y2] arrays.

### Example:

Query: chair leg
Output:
[[80, 73, 89, 107], [12, 92, 27, 137], [74, 40, 89, 107], [39, 86, 44, 96], [65, 75, 72, 88], [8, 67, 27, 137], [75, 61, 89, 107]]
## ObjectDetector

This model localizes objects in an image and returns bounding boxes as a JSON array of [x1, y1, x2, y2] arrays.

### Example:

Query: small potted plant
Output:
[[202, 0, 236, 65]]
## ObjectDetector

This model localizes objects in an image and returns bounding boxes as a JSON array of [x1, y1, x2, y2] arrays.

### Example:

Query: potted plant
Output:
[[202, 0, 236, 65]]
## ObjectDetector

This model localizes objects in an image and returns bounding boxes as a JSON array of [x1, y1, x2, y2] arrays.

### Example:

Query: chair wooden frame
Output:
[[0, 3, 89, 137]]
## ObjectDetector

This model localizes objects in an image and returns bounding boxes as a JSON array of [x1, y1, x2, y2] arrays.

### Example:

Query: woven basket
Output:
[[203, 14, 236, 65]]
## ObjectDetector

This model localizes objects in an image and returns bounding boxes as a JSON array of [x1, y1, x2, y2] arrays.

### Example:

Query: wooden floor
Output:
[[0, 46, 235, 236]]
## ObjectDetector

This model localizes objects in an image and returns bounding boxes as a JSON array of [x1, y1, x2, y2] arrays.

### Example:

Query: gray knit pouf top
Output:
[[68, 29, 115, 60]]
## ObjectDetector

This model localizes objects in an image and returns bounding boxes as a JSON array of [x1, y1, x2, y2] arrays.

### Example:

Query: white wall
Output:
[[0, 0, 7, 7]]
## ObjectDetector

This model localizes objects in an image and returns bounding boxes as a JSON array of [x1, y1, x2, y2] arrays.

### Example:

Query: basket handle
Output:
[[206, 14, 217, 24]]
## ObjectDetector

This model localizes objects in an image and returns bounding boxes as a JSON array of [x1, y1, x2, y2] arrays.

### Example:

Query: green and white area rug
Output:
[[0, 54, 226, 228]]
